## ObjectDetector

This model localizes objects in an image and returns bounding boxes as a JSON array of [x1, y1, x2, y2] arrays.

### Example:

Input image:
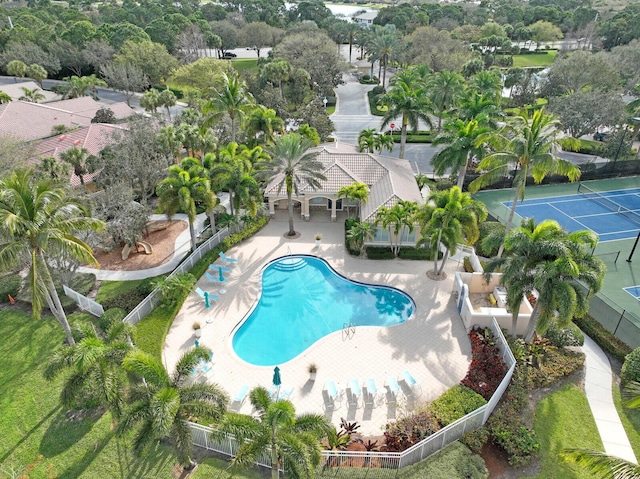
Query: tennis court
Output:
[[473, 177, 640, 349], [504, 184, 640, 242]]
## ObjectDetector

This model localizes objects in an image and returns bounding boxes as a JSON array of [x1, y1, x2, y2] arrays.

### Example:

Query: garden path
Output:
[[583, 334, 637, 463]]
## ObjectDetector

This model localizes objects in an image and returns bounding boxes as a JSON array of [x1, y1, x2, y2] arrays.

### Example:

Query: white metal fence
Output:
[[187, 318, 517, 475], [63, 285, 104, 317], [123, 227, 229, 326]]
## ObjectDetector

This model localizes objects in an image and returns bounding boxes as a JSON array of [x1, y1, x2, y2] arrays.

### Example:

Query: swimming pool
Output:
[[232, 255, 415, 366]]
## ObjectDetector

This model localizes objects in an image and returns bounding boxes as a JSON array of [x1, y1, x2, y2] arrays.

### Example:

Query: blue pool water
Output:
[[232, 255, 415, 366]]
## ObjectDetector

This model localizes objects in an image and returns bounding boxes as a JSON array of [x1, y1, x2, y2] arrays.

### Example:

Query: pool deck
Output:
[[162, 214, 472, 436]]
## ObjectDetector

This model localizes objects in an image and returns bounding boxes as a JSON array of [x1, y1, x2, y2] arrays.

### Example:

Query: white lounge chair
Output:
[[219, 251, 238, 264]]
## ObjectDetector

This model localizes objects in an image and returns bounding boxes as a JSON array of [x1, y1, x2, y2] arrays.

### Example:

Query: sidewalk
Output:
[[582, 334, 637, 463]]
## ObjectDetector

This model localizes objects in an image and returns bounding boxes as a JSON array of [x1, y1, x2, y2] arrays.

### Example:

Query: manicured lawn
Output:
[[0, 310, 178, 479], [95, 279, 144, 303], [528, 383, 603, 479], [231, 59, 259, 74], [512, 51, 558, 68], [191, 457, 268, 478], [613, 381, 640, 460]]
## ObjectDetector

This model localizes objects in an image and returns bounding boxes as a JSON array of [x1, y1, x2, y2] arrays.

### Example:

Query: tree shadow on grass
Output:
[[40, 408, 103, 457]]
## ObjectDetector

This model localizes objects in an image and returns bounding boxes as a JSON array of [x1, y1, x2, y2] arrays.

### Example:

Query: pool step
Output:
[[272, 257, 307, 271]]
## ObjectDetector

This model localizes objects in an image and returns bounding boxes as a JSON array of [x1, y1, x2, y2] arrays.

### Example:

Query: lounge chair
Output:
[[349, 379, 362, 408], [364, 378, 380, 406], [280, 387, 294, 400], [209, 264, 232, 272], [205, 272, 226, 283], [402, 371, 421, 394], [219, 251, 238, 264], [195, 287, 219, 302], [232, 385, 249, 408], [325, 380, 341, 408], [386, 376, 402, 405], [201, 363, 212, 373]]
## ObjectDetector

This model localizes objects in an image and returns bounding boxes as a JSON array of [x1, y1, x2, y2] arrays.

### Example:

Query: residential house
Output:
[[353, 11, 378, 28], [0, 81, 59, 103]]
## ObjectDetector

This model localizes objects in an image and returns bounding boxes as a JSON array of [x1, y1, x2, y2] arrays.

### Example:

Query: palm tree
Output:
[[246, 106, 285, 147], [208, 143, 261, 220], [357, 128, 393, 154], [202, 73, 255, 143], [469, 108, 581, 257], [469, 70, 503, 104], [521, 223, 604, 342], [427, 71, 465, 131], [368, 27, 403, 88], [157, 125, 185, 164], [379, 70, 433, 159], [258, 133, 326, 237], [375, 200, 418, 256], [44, 321, 133, 418], [58, 75, 107, 100], [18, 87, 45, 103], [156, 161, 216, 252], [0, 170, 104, 345], [345, 22, 362, 63], [337, 182, 369, 218], [38, 156, 70, 180], [481, 217, 553, 337], [457, 91, 503, 127], [346, 220, 375, 255], [60, 147, 90, 191], [261, 59, 293, 99], [212, 386, 331, 479], [484, 219, 604, 341], [431, 119, 490, 190], [417, 186, 487, 278], [118, 347, 228, 469], [562, 382, 640, 477]]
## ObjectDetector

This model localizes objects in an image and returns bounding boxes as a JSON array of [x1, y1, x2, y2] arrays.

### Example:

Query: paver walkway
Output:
[[583, 334, 637, 463]]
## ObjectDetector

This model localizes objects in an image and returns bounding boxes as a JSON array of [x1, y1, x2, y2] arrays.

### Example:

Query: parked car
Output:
[[594, 131, 608, 142], [222, 52, 237, 59]]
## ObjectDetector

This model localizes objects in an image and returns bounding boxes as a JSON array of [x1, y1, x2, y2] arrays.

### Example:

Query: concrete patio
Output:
[[162, 214, 472, 436]]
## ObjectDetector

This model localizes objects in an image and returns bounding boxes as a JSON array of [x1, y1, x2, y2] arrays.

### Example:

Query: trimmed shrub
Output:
[[101, 288, 147, 312], [544, 321, 584, 348], [365, 246, 395, 259], [344, 217, 361, 256], [460, 427, 490, 452], [0, 274, 21, 302], [622, 347, 640, 384], [136, 277, 156, 296], [435, 179, 454, 191], [574, 314, 631, 363], [99, 307, 127, 332], [463, 256, 473, 273], [429, 385, 487, 427], [398, 246, 439, 260], [383, 405, 440, 452]]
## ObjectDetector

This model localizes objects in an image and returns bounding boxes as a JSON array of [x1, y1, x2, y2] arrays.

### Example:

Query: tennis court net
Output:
[[578, 183, 640, 227]]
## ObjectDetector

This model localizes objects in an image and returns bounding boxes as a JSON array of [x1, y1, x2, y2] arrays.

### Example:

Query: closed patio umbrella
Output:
[[273, 366, 281, 399]]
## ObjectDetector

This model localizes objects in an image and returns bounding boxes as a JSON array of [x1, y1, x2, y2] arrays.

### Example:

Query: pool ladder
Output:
[[342, 321, 355, 341]]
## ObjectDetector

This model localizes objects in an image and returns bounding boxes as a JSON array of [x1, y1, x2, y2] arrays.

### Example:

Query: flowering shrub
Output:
[[382, 406, 440, 452], [460, 328, 508, 400]]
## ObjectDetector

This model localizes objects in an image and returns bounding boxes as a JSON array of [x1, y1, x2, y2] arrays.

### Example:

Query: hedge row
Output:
[[573, 314, 631, 363]]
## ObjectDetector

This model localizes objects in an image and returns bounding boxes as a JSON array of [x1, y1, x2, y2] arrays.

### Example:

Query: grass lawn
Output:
[[527, 383, 603, 479], [232, 59, 258, 74], [512, 51, 558, 68], [0, 309, 178, 479], [613, 381, 640, 459], [95, 279, 144, 303]]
